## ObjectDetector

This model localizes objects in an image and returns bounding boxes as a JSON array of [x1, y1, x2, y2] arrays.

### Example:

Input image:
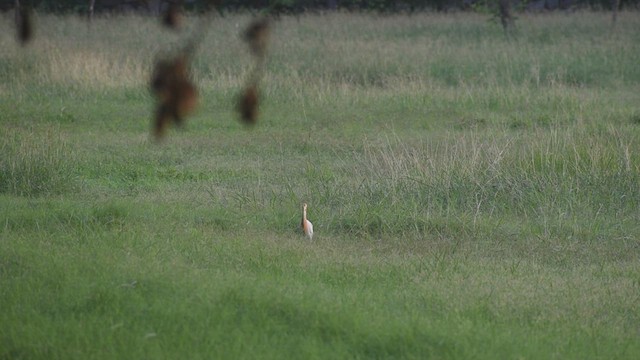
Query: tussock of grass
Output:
[[0, 127, 77, 197]]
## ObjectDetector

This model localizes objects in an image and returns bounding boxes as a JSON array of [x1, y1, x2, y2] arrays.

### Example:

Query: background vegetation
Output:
[[1, 10, 639, 359], [5, 0, 640, 13]]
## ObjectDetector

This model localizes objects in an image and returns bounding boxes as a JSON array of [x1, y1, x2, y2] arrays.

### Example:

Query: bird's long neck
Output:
[[302, 207, 307, 226]]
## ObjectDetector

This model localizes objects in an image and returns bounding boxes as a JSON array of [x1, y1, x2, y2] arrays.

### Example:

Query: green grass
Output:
[[1, 10, 640, 359]]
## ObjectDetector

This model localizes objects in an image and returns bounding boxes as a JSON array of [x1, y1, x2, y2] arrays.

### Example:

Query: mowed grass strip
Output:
[[1, 11, 639, 359]]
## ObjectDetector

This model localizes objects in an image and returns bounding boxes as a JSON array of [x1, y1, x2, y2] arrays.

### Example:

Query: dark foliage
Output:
[[2, 0, 638, 14], [150, 55, 198, 139]]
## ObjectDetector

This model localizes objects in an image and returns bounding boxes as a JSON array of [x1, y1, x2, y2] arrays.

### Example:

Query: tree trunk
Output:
[[498, 0, 514, 36], [611, 0, 621, 27], [89, 0, 96, 21], [15, 0, 20, 25], [15, 0, 33, 45]]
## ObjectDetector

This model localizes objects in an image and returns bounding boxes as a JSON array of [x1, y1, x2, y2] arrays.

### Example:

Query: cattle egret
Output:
[[301, 203, 313, 240]]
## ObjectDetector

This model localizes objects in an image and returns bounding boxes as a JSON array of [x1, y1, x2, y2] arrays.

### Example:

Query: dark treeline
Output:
[[1, 0, 638, 13]]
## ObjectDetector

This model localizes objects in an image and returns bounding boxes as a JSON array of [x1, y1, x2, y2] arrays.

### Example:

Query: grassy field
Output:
[[1, 10, 640, 359]]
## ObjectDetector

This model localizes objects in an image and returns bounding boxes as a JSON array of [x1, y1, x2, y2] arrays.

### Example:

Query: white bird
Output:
[[301, 203, 313, 240]]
